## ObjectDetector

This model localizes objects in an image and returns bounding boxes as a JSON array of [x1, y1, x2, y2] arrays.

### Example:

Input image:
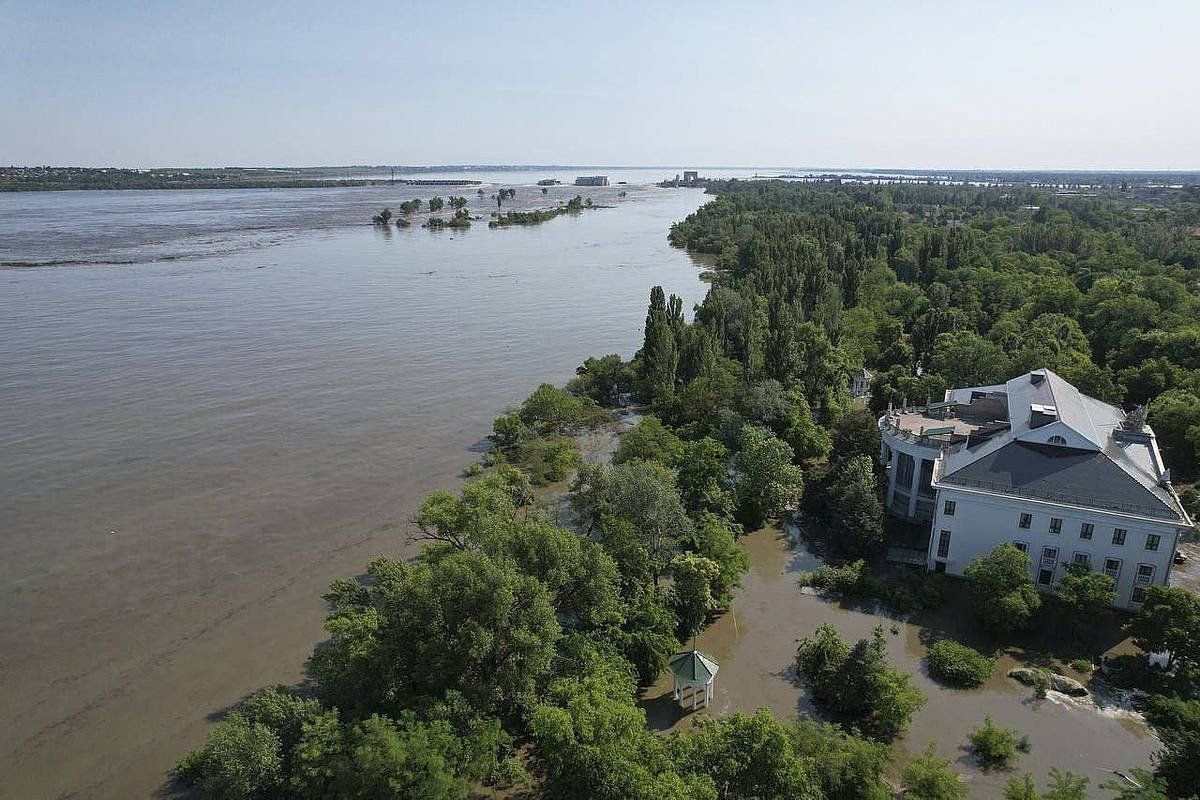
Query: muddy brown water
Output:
[[0, 186, 709, 799], [641, 526, 1158, 797]]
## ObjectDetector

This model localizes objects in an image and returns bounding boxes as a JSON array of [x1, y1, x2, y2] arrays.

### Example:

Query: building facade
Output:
[[879, 368, 1192, 610], [574, 175, 609, 186]]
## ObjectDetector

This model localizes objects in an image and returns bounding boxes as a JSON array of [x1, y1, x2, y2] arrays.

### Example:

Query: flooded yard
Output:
[[640, 524, 1158, 796]]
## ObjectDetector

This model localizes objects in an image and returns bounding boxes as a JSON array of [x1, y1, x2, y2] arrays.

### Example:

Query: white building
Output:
[[850, 367, 873, 398], [879, 368, 1193, 610]]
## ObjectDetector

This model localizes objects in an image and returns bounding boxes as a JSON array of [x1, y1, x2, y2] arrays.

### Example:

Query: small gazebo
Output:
[[668, 648, 719, 710]]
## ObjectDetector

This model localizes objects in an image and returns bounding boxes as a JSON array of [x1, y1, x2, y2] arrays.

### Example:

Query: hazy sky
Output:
[[3, 1, 1198, 169]]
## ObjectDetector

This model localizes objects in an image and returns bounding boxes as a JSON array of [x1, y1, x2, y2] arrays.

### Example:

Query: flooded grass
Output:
[[639, 523, 1158, 797]]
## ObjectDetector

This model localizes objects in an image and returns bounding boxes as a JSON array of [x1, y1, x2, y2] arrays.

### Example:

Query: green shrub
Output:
[[796, 624, 925, 741], [968, 717, 1028, 771], [517, 437, 580, 485], [804, 560, 869, 594], [1032, 672, 1050, 699], [1069, 658, 1093, 674], [926, 640, 994, 688]]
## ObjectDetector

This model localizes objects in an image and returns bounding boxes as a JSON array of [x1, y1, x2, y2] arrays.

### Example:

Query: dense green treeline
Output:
[[665, 179, 1200, 483], [179, 179, 1200, 798]]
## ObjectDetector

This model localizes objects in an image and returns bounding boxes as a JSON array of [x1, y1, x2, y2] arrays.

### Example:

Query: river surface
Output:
[[0, 178, 713, 798]]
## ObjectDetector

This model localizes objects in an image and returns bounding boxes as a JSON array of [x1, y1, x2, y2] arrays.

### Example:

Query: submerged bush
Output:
[[968, 717, 1029, 771], [926, 640, 994, 688], [804, 560, 869, 594]]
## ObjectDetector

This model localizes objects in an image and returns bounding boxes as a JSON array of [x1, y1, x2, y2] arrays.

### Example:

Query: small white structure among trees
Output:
[[668, 649, 719, 710]]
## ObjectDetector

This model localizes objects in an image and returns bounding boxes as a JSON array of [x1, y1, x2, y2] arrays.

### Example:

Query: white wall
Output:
[[880, 428, 940, 521], [927, 486, 1182, 610]]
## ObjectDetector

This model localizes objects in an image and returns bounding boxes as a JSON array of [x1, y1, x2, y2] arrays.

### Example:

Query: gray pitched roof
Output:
[[938, 440, 1183, 520], [935, 368, 1189, 524]]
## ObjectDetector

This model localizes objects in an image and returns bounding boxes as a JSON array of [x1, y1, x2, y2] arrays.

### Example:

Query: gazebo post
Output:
[[692, 683, 698, 710]]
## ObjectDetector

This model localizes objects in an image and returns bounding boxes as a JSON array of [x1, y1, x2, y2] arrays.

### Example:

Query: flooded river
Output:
[[0, 181, 711, 798], [642, 526, 1158, 796]]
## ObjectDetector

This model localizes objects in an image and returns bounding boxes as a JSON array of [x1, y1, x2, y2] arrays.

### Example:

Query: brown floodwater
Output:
[[641, 526, 1158, 797], [0, 184, 710, 799]]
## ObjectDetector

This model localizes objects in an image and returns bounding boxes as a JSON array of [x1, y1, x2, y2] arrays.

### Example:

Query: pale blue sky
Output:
[[2, 1, 1198, 169]]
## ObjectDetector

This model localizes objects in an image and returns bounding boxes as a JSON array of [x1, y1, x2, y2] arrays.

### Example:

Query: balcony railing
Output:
[[879, 419, 963, 449]]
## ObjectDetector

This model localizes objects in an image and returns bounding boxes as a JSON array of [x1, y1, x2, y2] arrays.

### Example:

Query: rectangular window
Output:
[[918, 459, 936, 497], [1019, 513, 1032, 529], [1041, 546, 1059, 568], [896, 453, 915, 489], [1136, 564, 1155, 586], [1104, 558, 1122, 580], [943, 500, 956, 517], [1146, 534, 1161, 551], [1072, 552, 1091, 567], [1080, 523, 1094, 540], [1038, 568, 1054, 586], [1049, 518, 1062, 534], [1013, 541, 1029, 554], [1112, 528, 1127, 546], [937, 530, 952, 559], [1132, 586, 1148, 604]]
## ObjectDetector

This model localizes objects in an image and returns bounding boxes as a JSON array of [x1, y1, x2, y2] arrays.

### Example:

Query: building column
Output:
[[907, 459, 922, 519], [884, 448, 897, 510]]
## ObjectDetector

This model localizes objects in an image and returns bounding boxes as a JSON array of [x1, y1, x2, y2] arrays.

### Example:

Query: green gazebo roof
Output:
[[668, 649, 719, 683]]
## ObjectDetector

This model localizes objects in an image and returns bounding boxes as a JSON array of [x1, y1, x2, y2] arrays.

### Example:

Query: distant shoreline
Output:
[[4, 165, 1198, 192]]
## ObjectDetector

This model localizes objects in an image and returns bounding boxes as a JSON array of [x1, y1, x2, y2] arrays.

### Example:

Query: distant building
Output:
[[850, 367, 873, 398], [878, 368, 1192, 610], [683, 170, 699, 184], [574, 175, 609, 186]]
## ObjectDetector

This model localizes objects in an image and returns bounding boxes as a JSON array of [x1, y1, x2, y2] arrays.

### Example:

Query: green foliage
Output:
[[487, 413, 530, 455], [804, 560, 869, 595], [964, 544, 1042, 633], [530, 666, 716, 800], [673, 437, 737, 520], [688, 514, 749, 608], [614, 415, 682, 465], [1144, 695, 1200, 798], [516, 436, 581, 485], [176, 713, 284, 800], [669, 709, 821, 800], [968, 716, 1029, 771], [571, 460, 693, 584], [1056, 562, 1115, 628], [831, 408, 882, 464], [428, 196, 444, 212], [926, 640, 994, 688], [309, 549, 560, 718], [669, 552, 721, 639], [1004, 769, 1089, 800], [733, 424, 804, 528], [639, 286, 684, 405], [788, 718, 892, 800], [901, 744, 967, 800], [569, 353, 634, 405], [519, 382, 602, 434], [826, 455, 883, 555], [1126, 584, 1200, 670], [614, 588, 680, 685], [795, 624, 925, 741]]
